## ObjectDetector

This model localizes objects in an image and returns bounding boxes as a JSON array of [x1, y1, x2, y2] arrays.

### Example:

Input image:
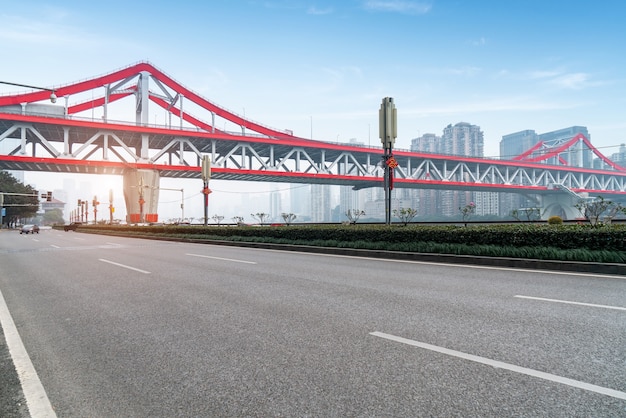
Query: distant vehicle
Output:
[[64, 222, 82, 232], [20, 224, 40, 234]]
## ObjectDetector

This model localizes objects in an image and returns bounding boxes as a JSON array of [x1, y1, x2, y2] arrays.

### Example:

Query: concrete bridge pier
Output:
[[123, 169, 160, 223], [541, 193, 581, 220]]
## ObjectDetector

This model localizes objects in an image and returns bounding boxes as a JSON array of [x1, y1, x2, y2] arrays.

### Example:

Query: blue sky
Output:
[[1, 1, 625, 219]]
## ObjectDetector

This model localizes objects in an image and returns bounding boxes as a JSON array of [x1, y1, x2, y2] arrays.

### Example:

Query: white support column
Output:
[[20, 121, 26, 155], [141, 134, 149, 161], [63, 127, 70, 155], [103, 134, 109, 160], [179, 94, 184, 130], [103, 85, 109, 123], [136, 71, 150, 126]]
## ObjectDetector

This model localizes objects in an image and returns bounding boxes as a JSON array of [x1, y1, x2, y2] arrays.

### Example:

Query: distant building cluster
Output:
[[293, 123, 616, 222]]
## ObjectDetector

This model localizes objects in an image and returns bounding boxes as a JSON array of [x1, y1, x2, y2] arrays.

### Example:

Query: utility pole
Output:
[[92, 195, 99, 224], [379, 97, 397, 225], [201, 155, 212, 226], [109, 189, 114, 224]]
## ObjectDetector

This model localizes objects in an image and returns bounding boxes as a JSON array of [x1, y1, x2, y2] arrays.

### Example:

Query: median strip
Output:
[[370, 331, 626, 401]]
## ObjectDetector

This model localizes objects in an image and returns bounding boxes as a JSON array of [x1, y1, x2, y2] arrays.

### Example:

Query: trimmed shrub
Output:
[[547, 216, 563, 225]]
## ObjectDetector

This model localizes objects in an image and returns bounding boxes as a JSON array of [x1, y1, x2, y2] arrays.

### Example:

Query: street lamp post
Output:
[[0, 81, 57, 103], [202, 156, 212, 226], [154, 187, 184, 222], [109, 189, 114, 224], [92, 196, 99, 224], [379, 97, 397, 225]]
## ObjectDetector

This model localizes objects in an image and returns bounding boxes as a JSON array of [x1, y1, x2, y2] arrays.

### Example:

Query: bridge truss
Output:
[[1, 61, 625, 199]]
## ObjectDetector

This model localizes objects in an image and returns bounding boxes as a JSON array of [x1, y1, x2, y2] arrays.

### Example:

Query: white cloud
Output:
[[443, 66, 481, 77], [362, 1, 432, 15], [307, 6, 334, 15], [549, 72, 590, 89], [468, 37, 486, 47], [527, 70, 562, 80]]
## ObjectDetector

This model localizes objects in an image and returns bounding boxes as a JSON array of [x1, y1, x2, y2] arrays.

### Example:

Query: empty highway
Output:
[[1, 229, 625, 417]]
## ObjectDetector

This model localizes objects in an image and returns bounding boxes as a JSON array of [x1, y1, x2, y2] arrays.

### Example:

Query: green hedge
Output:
[[81, 224, 626, 252]]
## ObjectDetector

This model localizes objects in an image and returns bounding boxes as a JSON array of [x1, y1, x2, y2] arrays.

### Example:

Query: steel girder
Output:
[[1, 113, 626, 196]]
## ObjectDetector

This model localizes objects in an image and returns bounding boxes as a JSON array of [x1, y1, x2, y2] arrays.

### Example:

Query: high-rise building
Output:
[[610, 144, 626, 167], [269, 185, 282, 219], [440, 123, 484, 217], [538, 126, 591, 167], [310, 184, 331, 222], [410, 133, 440, 217], [499, 130, 540, 217], [499, 126, 591, 217], [290, 184, 311, 220], [500, 130, 539, 160], [410, 124, 486, 218], [442, 122, 484, 157]]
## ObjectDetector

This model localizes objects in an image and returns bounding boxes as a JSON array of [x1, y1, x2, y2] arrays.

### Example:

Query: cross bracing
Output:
[[0, 61, 625, 198], [1, 112, 626, 197]]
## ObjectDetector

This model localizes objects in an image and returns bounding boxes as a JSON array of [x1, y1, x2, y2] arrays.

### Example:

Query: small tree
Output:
[[459, 202, 476, 226], [212, 214, 224, 225], [232, 216, 244, 226], [393, 207, 417, 226], [511, 207, 542, 222], [575, 196, 625, 227], [251, 212, 271, 225], [281, 212, 297, 225], [345, 209, 365, 225]]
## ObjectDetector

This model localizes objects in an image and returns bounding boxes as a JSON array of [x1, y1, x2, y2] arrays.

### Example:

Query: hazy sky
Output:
[[1, 1, 625, 220]]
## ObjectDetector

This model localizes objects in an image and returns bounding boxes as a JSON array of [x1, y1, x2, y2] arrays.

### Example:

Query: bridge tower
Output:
[[123, 169, 160, 223], [123, 70, 161, 223]]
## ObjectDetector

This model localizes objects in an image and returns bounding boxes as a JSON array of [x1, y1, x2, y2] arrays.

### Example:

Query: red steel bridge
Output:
[[1, 62, 625, 220]]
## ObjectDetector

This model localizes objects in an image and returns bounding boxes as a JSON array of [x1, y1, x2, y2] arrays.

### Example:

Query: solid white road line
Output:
[[98, 258, 150, 274], [0, 289, 57, 417], [186, 253, 257, 264], [515, 295, 626, 311], [370, 331, 626, 401]]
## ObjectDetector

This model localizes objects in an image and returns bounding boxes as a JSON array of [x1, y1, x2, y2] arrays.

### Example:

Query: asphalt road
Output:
[[0, 229, 625, 417]]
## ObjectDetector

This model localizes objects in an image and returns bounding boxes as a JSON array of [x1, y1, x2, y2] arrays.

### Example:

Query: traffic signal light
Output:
[[46, 191, 52, 202]]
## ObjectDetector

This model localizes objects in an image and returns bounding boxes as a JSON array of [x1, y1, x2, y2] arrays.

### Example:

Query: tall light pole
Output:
[[0, 81, 57, 103], [153, 187, 184, 222], [92, 196, 99, 224], [109, 189, 114, 224], [379, 97, 397, 225], [202, 155, 212, 226]]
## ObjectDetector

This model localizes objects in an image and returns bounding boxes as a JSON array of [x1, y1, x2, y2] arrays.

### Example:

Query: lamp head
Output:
[[49, 91, 57, 103]]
